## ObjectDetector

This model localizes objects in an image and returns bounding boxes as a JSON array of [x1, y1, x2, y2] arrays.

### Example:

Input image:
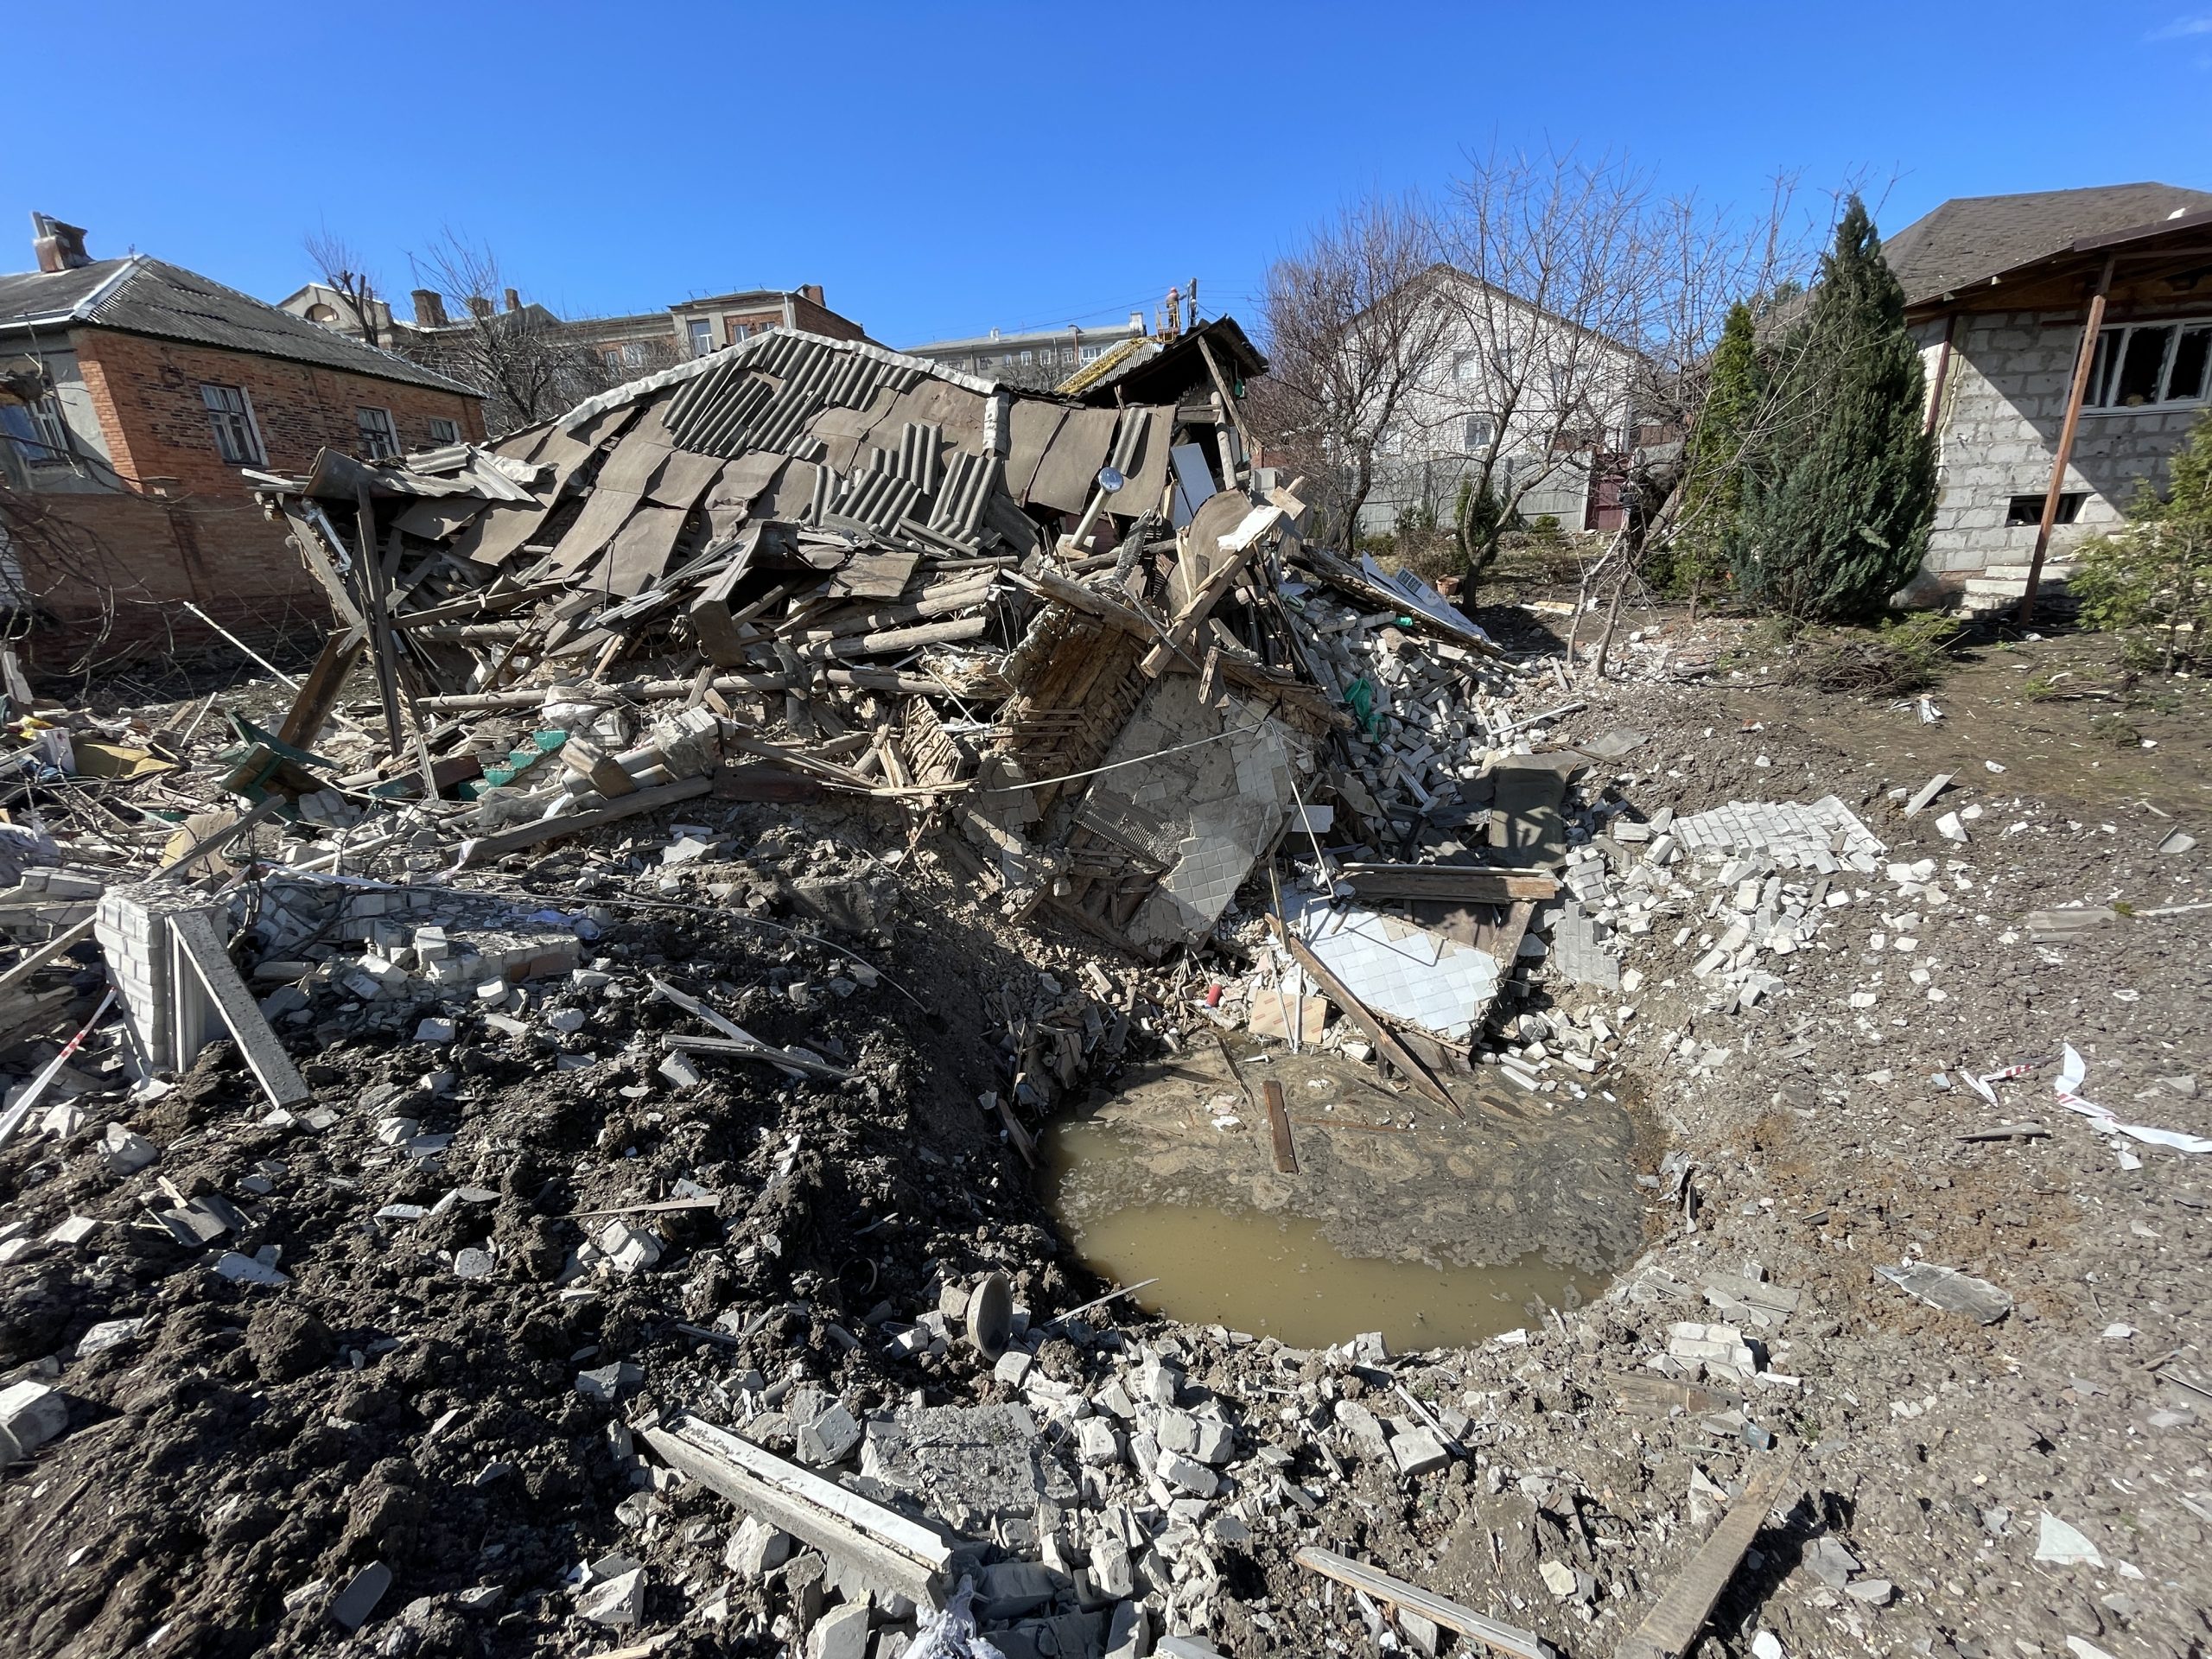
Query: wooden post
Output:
[[1923, 310, 1957, 437], [355, 486, 406, 754], [2018, 256, 2115, 625]]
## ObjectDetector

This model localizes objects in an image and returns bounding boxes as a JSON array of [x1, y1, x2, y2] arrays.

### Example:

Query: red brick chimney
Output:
[[410, 289, 448, 327], [30, 213, 91, 274], [503, 287, 522, 313], [799, 284, 824, 308], [466, 296, 494, 320]]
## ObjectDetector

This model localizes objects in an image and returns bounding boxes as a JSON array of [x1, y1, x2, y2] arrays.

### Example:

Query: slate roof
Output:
[[1884, 182, 2212, 306], [0, 256, 480, 396]]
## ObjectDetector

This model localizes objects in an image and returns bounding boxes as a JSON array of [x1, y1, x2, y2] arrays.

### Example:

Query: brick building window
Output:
[[687, 320, 714, 357], [428, 416, 461, 446], [355, 405, 399, 458], [200, 383, 264, 466]]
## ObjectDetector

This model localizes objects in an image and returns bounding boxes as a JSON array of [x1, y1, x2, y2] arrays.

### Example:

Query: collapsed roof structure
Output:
[[243, 316, 1540, 1033]]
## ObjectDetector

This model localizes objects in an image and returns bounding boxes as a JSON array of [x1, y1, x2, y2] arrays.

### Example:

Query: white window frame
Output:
[[687, 319, 715, 357], [200, 382, 265, 466], [354, 404, 399, 459], [2086, 319, 2212, 411], [427, 416, 461, 446]]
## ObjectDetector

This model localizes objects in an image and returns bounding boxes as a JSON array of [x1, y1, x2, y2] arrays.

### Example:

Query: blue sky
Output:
[[10, 1, 2210, 348]]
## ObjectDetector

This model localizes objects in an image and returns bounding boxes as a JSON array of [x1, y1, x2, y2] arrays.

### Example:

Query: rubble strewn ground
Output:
[[1, 360, 2208, 1659]]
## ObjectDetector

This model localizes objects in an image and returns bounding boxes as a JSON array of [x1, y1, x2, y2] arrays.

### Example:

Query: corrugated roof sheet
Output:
[[0, 255, 480, 396]]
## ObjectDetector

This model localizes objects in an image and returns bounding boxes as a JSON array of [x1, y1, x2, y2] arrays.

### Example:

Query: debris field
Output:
[[0, 320, 2206, 1659]]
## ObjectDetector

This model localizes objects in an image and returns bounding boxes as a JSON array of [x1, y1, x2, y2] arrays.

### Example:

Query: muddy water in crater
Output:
[[1044, 1042, 1645, 1353]]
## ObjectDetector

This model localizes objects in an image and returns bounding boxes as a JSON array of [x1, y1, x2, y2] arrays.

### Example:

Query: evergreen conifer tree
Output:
[[1734, 197, 1937, 619], [1674, 300, 1759, 610]]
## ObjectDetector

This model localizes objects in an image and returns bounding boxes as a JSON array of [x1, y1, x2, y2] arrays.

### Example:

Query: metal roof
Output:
[[0, 255, 481, 396]]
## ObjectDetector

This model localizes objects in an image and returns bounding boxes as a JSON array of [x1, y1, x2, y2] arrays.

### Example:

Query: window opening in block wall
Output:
[[2086, 321, 2212, 409], [2006, 491, 2085, 527]]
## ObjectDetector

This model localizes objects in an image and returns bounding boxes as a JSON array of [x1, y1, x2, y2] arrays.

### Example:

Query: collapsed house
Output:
[[191, 315, 1611, 1099]]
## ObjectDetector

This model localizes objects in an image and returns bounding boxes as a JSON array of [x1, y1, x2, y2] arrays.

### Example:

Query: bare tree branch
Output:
[[402, 231, 617, 435], [1249, 194, 1454, 547], [302, 227, 386, 350]]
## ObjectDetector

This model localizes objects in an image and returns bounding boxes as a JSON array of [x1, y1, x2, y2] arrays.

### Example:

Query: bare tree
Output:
[[302, 228, 387, 349], [403, 232, 615, 435], [1249, 194, 1456, 547]]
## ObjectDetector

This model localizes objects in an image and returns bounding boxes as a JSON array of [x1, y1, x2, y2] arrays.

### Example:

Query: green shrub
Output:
[[2070, 409, 2212, 672]]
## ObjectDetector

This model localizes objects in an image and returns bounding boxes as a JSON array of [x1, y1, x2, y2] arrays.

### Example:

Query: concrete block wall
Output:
[[1919, 308, 2208, 581], [95, 883, 227, 1071]]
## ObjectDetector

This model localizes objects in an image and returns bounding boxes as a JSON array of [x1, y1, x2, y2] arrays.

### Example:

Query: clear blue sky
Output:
[[11, 1, 2210, 349]]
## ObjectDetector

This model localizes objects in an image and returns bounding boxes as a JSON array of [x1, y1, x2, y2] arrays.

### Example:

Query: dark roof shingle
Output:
[[0, 256, 480, 396], [1885, 182, 2212, 305]]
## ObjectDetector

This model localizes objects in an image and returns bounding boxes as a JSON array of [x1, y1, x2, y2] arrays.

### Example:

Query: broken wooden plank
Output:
[[1262, 1078, 1298, 1174], [1295, 1547, 1556, 1659], [1274, 917, 1461, 1117], [1140, 538, 1261, 676], [167, 910, 312, 1108], [1956, 1121, 2050, 1141], [0, 917, 94, 998], [456, 775, 712, 865], [642, 1414, 953, 1611], [711, 764, 826, 804], [664, 1034, 849, 1082], [277, 629, 366, 751], [1615, 1447, 1799, 1659], [561, 736, 638, 798], [1338, 863, 1560, 906]]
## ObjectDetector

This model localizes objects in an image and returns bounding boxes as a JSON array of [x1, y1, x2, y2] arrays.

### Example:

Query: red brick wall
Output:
[[788, 296, 867, 343], [15, 328, 485, 654]]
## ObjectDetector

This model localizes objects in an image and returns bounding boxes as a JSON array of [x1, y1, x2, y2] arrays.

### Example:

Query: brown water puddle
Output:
[[1042, 1041, 1639, 1353]]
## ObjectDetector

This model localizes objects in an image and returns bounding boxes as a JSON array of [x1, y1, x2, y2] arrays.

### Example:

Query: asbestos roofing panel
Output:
[[871, 378, 988, 456], [1114, 407, 1171, 519], [701, 454, 785, 543], [645, 448, 723, 509], [761, 458, 823, 521], [546, 486, 644, 575], [594, 405, 676, 496], [809, 399, 892, 475], [1005, 400, 1068, 505], [392, 497, 486, 542], [1025, 405, 1119, 513], [601, 504, 692, 597], [829, 548, 921, 601]]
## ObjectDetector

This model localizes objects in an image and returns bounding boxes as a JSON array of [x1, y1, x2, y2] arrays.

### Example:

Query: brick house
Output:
[[564, 286, 868, 373], [1, 215, 484, 653], [1888, 182, 2212, 610]]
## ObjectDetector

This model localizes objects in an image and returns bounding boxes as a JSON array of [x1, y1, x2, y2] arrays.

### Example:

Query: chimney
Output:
[[30, 213, 92, 274], [466, 295, 494, 320], [410, 289, 448, 327], [503, 287, 521, 313], [799, 283, 824, 308]]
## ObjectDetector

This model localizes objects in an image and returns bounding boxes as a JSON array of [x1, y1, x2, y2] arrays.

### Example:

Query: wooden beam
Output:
[[642, 1414, 952, 1611], [1337, 863, 1559, 906], [1273, 916, 1461, 1116], [1615, 1448, 1799, 1659], [1295, 1548, 1556, 1659], [1140, 540, 1261, 677], [277, 629, 366, 750], [1262, 1078, 1298, 1174], [2019, 256, 2115, 626], [456, 775, 712, 864]]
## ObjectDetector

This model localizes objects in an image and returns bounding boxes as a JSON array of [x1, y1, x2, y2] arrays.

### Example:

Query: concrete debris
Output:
[[0, 266, 2199, 1659]]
